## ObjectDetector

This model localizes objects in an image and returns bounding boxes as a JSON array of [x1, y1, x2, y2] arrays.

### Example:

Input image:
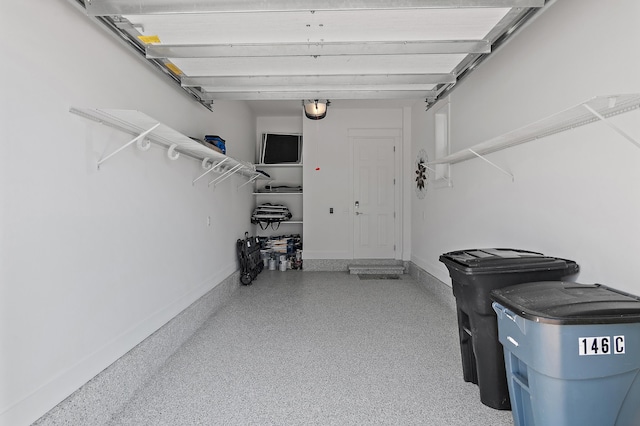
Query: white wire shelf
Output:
[[253, 192, 303, 196], [70, 107, 262, 186], [255, 163, 303, 167], [428, 93, 640, 166]]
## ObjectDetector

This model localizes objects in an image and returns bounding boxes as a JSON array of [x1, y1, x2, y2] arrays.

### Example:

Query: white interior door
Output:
[[352, 137, 396, 259]]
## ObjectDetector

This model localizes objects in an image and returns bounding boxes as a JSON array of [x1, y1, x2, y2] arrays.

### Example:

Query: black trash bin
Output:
[[439, 248, 579, 410]]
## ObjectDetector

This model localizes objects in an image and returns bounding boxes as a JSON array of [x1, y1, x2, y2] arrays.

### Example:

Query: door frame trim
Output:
[[348, 128, 402, 260]]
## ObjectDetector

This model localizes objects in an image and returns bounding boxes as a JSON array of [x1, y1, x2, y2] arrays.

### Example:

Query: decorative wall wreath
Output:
[[415, 149, 428, 199]]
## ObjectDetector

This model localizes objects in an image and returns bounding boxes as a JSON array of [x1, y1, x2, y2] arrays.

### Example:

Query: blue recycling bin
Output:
[[439, 248, 579, 409], [492, 281, 640, 426]]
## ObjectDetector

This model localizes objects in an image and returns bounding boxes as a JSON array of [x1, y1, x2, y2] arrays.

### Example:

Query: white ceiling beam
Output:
[[199, 84, 437, 93], [86, 0, 545, 16], [182, 74, 456, 87], [198, 90, 438, 101], [147, 41, 490, 59]]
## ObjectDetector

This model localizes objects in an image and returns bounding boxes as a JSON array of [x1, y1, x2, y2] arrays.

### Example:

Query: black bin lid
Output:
[[491, 281, 640, 325], [439, 248, 576, 275]]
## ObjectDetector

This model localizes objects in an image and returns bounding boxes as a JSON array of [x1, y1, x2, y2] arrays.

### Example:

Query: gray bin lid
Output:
[[491, 281, 640, 325], [439, 248, 577, 275]]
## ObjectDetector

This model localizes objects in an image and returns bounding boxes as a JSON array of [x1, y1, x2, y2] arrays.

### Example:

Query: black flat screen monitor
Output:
[[261, 133, 302, 164]]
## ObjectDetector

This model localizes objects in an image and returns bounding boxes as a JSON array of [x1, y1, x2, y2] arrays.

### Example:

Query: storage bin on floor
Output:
[[492, 281, 640, 426], [439, 248, 579, 410]]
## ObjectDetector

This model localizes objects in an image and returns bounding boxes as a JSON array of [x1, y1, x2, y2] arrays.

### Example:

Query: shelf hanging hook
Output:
[[168, 144, 180, 160], [137, 137, 151, 151], [202, 157, 213, 169]]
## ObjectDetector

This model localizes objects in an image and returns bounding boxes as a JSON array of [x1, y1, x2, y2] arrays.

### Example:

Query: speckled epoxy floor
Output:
[[108, 271, 513, 425]]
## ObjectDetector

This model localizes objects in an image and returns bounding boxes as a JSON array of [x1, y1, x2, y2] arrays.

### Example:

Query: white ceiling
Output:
[[122, 9, 510, 43], [76, 0, 550, 111]]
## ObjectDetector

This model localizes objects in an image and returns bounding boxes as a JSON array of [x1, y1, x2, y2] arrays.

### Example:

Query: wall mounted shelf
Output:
[[70, 107, 262, 188], [428, 93, 640, 179], [251, 161, 303, 238], [255, 163, 303, 168], [253, 192, 302, 196]]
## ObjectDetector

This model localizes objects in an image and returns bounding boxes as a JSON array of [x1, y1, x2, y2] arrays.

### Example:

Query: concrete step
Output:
[[348, 264, 405, 275]]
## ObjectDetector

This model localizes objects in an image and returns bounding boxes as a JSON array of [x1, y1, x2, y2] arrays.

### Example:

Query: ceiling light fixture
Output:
[[303, 99, 330, 120]]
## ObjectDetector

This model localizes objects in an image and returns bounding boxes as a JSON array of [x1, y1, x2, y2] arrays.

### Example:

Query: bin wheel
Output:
[[241, 273, 252, 285]]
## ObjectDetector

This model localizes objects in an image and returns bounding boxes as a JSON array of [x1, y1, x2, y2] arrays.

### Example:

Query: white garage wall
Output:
[[303, 108, 406, 259], [411, 0, 640, 294], [0, 2, 255, 425]]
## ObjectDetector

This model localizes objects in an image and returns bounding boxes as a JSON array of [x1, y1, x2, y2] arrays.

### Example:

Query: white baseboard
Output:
[[410, 253, 451, 285], [302, 250, 351, 259]]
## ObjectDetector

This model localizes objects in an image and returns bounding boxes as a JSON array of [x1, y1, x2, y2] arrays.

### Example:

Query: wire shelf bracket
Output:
[[209, 164, 244, 188], [97, 122, 161, 169], [582, 104, 640, 150], [468, 149, 514, 181], [192, 158, 229, 185], [237, 173, 261, 190]]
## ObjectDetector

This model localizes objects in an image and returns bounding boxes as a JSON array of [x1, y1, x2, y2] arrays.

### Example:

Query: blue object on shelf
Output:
[[205, 135, 226, 154]]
